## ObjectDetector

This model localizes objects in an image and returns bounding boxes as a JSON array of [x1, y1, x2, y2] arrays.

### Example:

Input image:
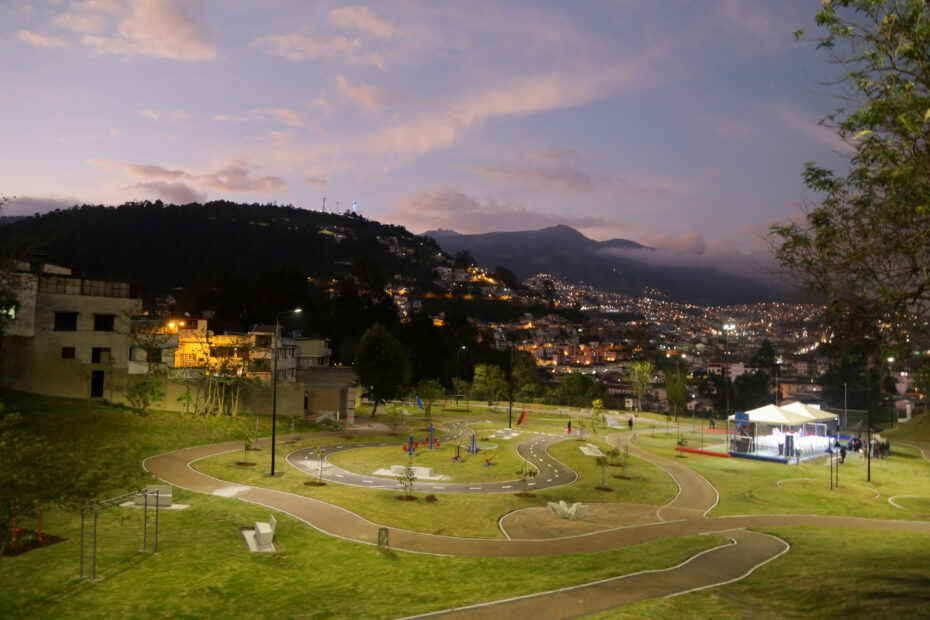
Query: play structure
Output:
[[728, 403, 839, 464]]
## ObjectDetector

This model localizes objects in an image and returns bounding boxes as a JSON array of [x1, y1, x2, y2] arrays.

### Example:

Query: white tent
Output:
[[780, 402, 837, 423], [728, 404, 811, 426]]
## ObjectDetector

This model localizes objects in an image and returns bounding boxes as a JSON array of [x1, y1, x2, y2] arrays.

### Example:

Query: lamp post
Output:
[[455, 346, 466, 404], [270, 307, 301, 477]]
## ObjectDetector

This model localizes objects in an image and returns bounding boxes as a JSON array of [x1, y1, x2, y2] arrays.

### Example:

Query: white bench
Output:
[[254, 514, 276, 546]]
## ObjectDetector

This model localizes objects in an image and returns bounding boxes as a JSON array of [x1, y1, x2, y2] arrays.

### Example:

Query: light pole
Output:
[[271, 307, 301, 477], [455, 346, 465, 404]]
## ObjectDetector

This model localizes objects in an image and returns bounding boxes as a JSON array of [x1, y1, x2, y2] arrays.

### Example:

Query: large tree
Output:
[[626, 361, 655, 412], [772, 1, 930, 367], [354, 324, 410, 417]]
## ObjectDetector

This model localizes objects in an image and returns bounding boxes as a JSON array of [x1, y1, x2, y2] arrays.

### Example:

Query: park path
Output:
[[142, 428, 930, 617]]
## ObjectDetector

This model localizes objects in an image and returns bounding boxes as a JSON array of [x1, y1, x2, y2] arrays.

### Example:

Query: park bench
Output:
[[254, 514, 276, 547]]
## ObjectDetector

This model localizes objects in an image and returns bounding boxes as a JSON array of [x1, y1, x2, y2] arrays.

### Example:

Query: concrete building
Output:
[[0, 259, 142, 400]]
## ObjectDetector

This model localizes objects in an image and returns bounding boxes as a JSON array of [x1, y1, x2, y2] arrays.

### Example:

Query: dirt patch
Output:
[[237, 462, 257, 466], [514, 492, 537, 498], [500, 502, 662, 539], [395, 495, 417, 502], [3, 530, 67, 557], [304, 481, 326, 487], [613, 475, 632, 480], [595, 486, 614, 492]]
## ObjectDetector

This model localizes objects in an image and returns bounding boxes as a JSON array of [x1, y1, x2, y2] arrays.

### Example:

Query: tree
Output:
[[124, 379, 165, 417], [558, 373, 595, 407], [471, 364, 508, 402], [627, 361, 654, 412], [354, 323, 410, 417], [664, 365, 689, 421], [453, 250, 476, 269], [772, 1, 930, 365], [0, 407, 101, 556], [451, 377, 471, 410], [415, 378, 444, 424]]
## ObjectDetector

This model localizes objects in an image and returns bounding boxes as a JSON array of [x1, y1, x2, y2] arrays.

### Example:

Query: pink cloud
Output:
[[390, 187, 609, 234], [213, 108, 311, 129], [127, 181, 206, 204], [251, 29, 384, 69], [138, 108, 188, 122], [88, 158, 288, 195], [302, 176, 327, 189], [328, 6, 394, 39], [335, 75, 406, 112], [17, 30, 68, 48], [637, 232, 707, 255], [62, 0, 218, 61]]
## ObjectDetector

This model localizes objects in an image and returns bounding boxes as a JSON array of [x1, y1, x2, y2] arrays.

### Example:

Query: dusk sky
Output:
[[1, 1, 851, 277]]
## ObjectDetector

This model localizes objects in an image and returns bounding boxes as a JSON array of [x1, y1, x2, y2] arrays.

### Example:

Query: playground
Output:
[[3, 391, 930, 618]]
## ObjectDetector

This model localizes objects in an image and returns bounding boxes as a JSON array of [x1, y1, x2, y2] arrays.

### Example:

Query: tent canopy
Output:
[[780, 402, 838, 423], [729, 404, 824, 426]]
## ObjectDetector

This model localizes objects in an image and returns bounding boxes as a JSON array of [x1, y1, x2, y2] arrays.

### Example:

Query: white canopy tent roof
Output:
[[780, 402, 837, 423], [728, 404, 823, 426]]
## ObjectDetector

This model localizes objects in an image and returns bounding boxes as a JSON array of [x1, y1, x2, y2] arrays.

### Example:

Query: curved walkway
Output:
[[285, 421, 577, 494], [142, 427, 930, 618]]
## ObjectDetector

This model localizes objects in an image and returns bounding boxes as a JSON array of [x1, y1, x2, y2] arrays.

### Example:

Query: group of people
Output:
[[843, 434, 890, 459]]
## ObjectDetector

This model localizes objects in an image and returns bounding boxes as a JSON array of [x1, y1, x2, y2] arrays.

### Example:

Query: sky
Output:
[[1, 0, 853, 279]]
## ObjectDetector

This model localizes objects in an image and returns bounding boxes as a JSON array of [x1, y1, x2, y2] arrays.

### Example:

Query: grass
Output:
[[191, 427, 678, 538], [634, 428, 930, 521], [5, 391, 930, 618], [601, 527, 930, 619]]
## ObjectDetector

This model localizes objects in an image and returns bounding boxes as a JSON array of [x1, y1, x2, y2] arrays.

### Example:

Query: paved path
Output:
[[142, 424, 930, 617], [286, 421, 577, 494]]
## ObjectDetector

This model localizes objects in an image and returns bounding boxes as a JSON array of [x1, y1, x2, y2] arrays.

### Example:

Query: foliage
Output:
[[627, 361, 655, 411], [772, 0, 930, 363], [0, 196, 19, 337], [354, 324, 410, 416], [0, 406, 101, 556], [414, 378, 444, 423], [664, 365, 689, 421], [396, 466, 417, 498], [471, 364, 508, 402], [124, 379, 165, 417]]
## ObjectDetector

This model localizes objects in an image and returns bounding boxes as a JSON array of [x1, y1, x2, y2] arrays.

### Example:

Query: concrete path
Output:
[[142, 426, 930, 617], [286, 421, 577, 494]]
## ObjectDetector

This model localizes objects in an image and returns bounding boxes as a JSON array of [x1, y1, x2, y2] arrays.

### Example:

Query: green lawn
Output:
[[5, 391, 930, 618], [191, 427, 678, 538], [601, 527, 930, 619], [634, 428, 930, 521]]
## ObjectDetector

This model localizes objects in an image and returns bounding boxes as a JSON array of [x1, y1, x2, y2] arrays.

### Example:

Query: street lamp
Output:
[[455, 346, 466, 404], [271, 307, 301, 477]]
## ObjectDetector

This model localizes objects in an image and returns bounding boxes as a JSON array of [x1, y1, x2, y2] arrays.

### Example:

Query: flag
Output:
[[416, 395, 424, 410], [567, 420, 572, 434], [517, 410, 526, 425]]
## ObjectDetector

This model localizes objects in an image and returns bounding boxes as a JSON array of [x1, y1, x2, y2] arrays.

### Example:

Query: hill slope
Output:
[[423, 225, 779, 304]]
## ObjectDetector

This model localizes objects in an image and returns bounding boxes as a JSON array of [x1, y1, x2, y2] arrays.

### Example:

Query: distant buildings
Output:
[[1, 259, 357, 421]]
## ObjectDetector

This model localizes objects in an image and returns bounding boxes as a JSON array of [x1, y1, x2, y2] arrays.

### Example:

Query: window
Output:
[[61, 347, 76, 359], [94, 314, 115, 331], [92, 347, 111, 364], [54, 312, 78, 331], [146, 348, 162, 363]]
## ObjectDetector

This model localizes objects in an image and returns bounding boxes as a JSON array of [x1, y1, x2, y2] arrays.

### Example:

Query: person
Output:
[[839, 445, 846, 464], [628, 417, 633, 431], [710, 416, 716, 429]]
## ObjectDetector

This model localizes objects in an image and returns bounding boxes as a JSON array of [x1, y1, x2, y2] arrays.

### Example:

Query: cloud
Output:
[[138, 108, 188, 122], [127, 181, 206, 204], [4, 195, 80, 216], [328, 6, 395, 39], [302, 176, 327, 190], [309, 97, 332, 117], [636, 232, 707, 255], [88, 158, 288, 195], [57, 0, 218, 61], [770, 101, 854, 155], [335, 75, 406, 112], [390, 187, 609, 234], [17, 30, 68, 48], [213, 108, 311, 128], [251, 28, 384, 69]]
